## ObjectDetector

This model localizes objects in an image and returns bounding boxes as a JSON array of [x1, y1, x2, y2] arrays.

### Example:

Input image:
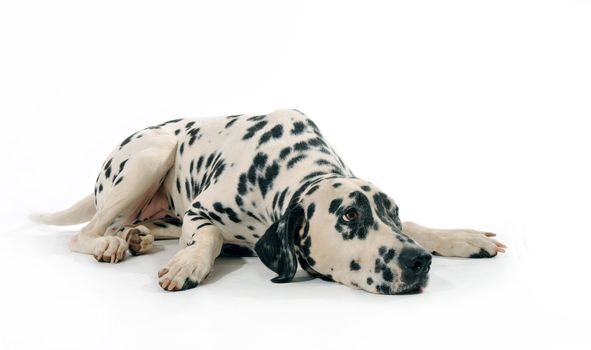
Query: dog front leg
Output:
[[157, 217, 223, 291], [401, 221, 506, 258]]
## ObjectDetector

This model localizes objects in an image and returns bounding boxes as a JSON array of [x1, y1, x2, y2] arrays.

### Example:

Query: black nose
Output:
[[399, 248, 432, 279]]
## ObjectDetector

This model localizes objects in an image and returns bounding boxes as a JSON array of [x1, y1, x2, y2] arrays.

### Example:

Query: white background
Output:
[[1, 1, 590, 349]]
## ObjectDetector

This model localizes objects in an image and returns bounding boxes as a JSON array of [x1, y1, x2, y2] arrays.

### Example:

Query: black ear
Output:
[[254, 205, 305, 283]]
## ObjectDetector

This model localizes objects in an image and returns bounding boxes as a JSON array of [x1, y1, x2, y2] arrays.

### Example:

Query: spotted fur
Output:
[[33, 109, 506, 294]]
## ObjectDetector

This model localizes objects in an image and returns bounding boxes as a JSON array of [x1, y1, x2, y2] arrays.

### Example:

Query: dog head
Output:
[[255, 177, 431, 294]]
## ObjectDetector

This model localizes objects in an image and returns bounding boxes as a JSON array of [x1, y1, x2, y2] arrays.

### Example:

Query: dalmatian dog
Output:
[[33, 109, 506, 294]]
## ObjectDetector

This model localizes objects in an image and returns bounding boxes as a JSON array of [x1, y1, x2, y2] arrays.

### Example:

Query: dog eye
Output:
[[342, 208, 359, 222]]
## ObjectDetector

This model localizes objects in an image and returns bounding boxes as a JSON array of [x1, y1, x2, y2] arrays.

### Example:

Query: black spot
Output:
[[118, 159, 128, 173], [277, 188, 289, 210], [258, 124, 283, 146], [224, 114, 241, 126], [431, 251, 441, 256], [302, 171, 326, 182], [213, 163, 225, 180], [350, 260, 361, 271], [114, 176, 123, 186], [238, 174, 247, 195], [174, 129, 181, 135], [246, 211, 262, 223], [367, 277, 374, 285], [119, 134, 135, 149], [225, 118, 238, 128], [196, 156, 204, 173], [383, 248, 396, 263], [234, 235, 246, 240], [153, 222, 168, 228], [287, 154, 306, 169], [291, 121, 306, 135], [185, 121, 196, 129], [253, 152, 268, 169], [197, 222, 212, 229], [307, 203, 316, 219], [376, 284, 392, 294], [243, 120, 268, 140], [159, 118, 182, 126], [293, 141, 309, 151], [329, 198, 342, 214], [279, 147, 292, 160], [206, 153, 215, 168], [375, 258, 386, 273], [258, 162, 279, 197], [181, 279, 199, 290], [333, 182, 342, 188], [235, 195, 243, 207], [213, 202, 241, 223], [185, 179, 191, 199], [103, 158, 112, 170], [301, 221, 310, 239], [306, 185, 319, 195], [315, 159, 338, 167], [382, 268, 394, 282], [247, 115, 266, 121], [208, 211, 224, 225], [188, 128, 201, 146], [307, 137, 326, 147], [469, 248, 493, 258], [179, 142, 185, 155], [361, 185, 371, 192], [248, 225, 255, 231], [98, 183, 103, 193], [212, 202, 224, 213]]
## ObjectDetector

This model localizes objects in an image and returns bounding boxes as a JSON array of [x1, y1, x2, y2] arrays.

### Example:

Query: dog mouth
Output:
[[388, 275, 429, 295], [394, 285, 424, 295]]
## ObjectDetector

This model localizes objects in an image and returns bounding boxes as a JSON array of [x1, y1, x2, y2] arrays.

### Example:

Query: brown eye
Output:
[[342, 208, 359, 222]]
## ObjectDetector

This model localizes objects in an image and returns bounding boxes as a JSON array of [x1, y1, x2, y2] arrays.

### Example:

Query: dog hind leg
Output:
[[69, 132, 177, 263]]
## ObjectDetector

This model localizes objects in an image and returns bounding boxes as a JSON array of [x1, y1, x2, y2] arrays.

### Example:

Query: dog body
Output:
[[35, 109, 505, 294]]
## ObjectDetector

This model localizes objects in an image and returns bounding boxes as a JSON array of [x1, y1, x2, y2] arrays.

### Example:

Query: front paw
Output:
[[434, 230, 506, 258], [157, 246, 211, 291]]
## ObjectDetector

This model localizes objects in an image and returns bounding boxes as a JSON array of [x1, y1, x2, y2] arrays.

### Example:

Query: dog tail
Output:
[[30, 194, 96, 226]]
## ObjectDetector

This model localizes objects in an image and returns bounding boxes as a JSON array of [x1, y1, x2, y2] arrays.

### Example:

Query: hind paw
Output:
[[120, 225, 154, 255], [93, 236, 128, 263]]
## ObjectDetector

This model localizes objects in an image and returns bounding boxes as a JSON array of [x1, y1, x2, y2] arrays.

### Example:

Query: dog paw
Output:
[[120, 225, 154, 255], [157, 246, 211, 291], [93, 236, 128, 263], [432, 230, 506, 258]]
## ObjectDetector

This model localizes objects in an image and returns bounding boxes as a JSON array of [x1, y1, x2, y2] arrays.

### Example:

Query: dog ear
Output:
[[254, 205, 305, 283]]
